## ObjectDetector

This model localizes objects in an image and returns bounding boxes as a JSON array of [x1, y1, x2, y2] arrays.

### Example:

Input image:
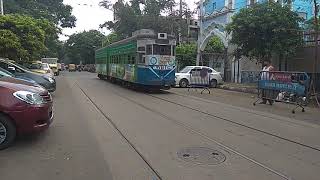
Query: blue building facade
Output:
[[202, 0, 314, 27], [199, 0, 315, 83]]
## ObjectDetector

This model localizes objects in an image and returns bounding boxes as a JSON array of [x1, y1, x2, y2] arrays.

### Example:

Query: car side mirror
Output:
[[8, 66, 16, 73]]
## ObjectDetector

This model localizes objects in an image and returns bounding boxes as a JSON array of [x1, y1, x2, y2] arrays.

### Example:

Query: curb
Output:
[[218, 85, 258, 94]]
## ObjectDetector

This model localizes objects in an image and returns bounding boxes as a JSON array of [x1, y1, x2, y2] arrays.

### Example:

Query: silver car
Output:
[[175, 66, 223, 88]]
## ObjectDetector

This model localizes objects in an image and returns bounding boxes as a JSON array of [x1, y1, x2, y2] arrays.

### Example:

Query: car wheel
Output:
[[210, 79, 218, 88], [179, 79, 189, 88], [0, 114, 16, 150]]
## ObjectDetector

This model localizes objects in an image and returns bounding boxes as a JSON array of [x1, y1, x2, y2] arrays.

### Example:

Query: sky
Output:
[[61, 0, 197, 41]]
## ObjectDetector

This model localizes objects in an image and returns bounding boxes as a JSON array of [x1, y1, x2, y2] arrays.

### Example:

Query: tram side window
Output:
[[153, 45, 171, 55], [138, 53, 145, 64], [138, 47, 145, 52], [146, 45, 152, 55], [128, 55, 135, 64], [172, 45, 176, 56]]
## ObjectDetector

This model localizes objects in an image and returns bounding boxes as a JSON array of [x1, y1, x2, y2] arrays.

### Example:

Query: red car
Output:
[[0, 76, 53, 150]]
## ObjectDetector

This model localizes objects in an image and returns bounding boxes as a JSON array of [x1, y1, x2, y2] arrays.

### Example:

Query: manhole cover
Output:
[[177, 147, 226, 165]]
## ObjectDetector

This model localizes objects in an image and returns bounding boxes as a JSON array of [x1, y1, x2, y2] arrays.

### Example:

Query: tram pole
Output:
[[0, 0, 4, 15]]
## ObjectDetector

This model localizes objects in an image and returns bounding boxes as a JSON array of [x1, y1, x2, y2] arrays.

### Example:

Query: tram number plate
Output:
[[152, 66, 173, 70]]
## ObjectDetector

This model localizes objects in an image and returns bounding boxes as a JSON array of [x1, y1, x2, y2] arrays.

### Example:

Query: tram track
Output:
[[75, 82, 163, 180], [146, 92, 320, 152], [89, 82, 292, 180]]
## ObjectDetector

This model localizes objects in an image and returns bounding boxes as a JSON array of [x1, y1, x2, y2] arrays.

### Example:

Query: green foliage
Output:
[[305, 17, 320, 30], [176, 43, 197, 68], [226, 2, 303, 62], [0, 30, 27, 60], [65, 30, 105, 65], [100, 0, 193, 38], [102, 32, 120, 47], [0, 14, 54, 62], [4, 0, 76, 28], [204, 36, 224, 53]]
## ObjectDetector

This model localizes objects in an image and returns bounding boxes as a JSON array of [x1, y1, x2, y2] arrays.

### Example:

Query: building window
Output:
[[212, 2, 216, 11]]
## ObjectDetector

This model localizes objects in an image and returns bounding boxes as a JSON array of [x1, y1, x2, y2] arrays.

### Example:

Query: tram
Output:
[[95, 29, 176, 89]]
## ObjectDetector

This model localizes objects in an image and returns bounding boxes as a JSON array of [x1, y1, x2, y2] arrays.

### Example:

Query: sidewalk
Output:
[[218, 82, 257, 94]]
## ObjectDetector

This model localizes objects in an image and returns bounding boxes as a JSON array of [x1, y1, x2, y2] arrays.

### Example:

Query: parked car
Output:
[[0, 67, 38, 84], [24, 61, 54, 78], [41, 58, 59, 76], [0, 59, 56, 92], [175, 66, 223, 88], [0, 75, 53, 150], [41, 63, 54, 77]]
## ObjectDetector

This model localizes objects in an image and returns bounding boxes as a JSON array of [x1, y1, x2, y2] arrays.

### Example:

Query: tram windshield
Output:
[[153, 45, 171, 55]]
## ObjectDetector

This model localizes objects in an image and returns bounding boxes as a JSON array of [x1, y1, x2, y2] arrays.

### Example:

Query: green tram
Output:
[[95, 29, 176, 89]]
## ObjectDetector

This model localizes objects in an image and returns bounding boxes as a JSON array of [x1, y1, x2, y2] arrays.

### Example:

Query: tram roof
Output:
[[96, 33, 175, 52]]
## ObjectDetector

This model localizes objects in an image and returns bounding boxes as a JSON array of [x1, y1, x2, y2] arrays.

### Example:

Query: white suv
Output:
[[175, 66, 223, 88]]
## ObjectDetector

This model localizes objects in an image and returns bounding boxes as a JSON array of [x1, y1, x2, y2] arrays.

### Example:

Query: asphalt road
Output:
[[1, 71, 320, 180]]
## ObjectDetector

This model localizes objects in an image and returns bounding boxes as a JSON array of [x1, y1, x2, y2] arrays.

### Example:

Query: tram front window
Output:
[[153, 45, 171, 55]]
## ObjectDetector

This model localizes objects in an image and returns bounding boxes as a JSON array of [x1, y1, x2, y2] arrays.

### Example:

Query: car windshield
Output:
[[0, 67, 14, 77], [42, 63, 49, 69], [179, 67, 193, 73], [11, 62, 30, 71], [27, 63, 42, 70]]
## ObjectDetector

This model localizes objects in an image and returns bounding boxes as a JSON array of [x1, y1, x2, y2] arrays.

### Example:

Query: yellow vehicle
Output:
[[41, 58, 59, 76], [25, 61, 54, 77], [69, 64, 76, 72]]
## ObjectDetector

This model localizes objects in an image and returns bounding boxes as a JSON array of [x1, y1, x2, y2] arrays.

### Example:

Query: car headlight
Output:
[[13, 91, 45, 105]]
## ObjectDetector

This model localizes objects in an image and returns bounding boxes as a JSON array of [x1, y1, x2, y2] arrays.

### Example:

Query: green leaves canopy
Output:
[[176, 42, 197, 68], [100, 0, 193, 38], [4, 0, 76, 28], [0, 14, 55, 62], [65, 30, 105, 65], [226, 2, 303, 62]]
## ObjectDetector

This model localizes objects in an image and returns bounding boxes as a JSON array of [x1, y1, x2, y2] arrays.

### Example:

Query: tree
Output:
[[226, 2, 303, 63], [4, 0, 76, 28], [305, 17, 320, 30], [65, 30, 105, 65], [102, 32, 120, 47], [0, 30, 27, 60], [0, 14, 53, 62], [176, 42, 197, 69], [100, 0, 193, 38], [204, 36, 224, 53]]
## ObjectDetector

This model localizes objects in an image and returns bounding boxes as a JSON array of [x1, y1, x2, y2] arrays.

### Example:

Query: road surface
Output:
[[1, 71, 320, 180]]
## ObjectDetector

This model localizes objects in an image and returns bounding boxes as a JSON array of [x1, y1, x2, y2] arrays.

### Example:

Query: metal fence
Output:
[[188, 68, 211, 94], [253, 71, 310, 113]]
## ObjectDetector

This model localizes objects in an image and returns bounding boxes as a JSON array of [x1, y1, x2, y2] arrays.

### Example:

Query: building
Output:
[[199, 0, 315, 83]]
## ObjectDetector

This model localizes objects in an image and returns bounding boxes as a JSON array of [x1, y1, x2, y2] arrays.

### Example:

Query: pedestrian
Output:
[[260, 60, 274, 105]]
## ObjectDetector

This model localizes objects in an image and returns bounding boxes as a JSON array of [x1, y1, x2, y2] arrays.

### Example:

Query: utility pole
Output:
[[178, 0, 183, 45], [0, 0, 4, 15], [313, 0, 318, 90], [196, 0, 204, 66]]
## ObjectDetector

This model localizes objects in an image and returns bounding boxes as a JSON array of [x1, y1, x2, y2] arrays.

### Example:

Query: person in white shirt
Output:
[[260, 60, 274, 105]]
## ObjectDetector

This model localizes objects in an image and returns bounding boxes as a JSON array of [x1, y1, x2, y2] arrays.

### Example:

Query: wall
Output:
[[288, 46, 320, 73]]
